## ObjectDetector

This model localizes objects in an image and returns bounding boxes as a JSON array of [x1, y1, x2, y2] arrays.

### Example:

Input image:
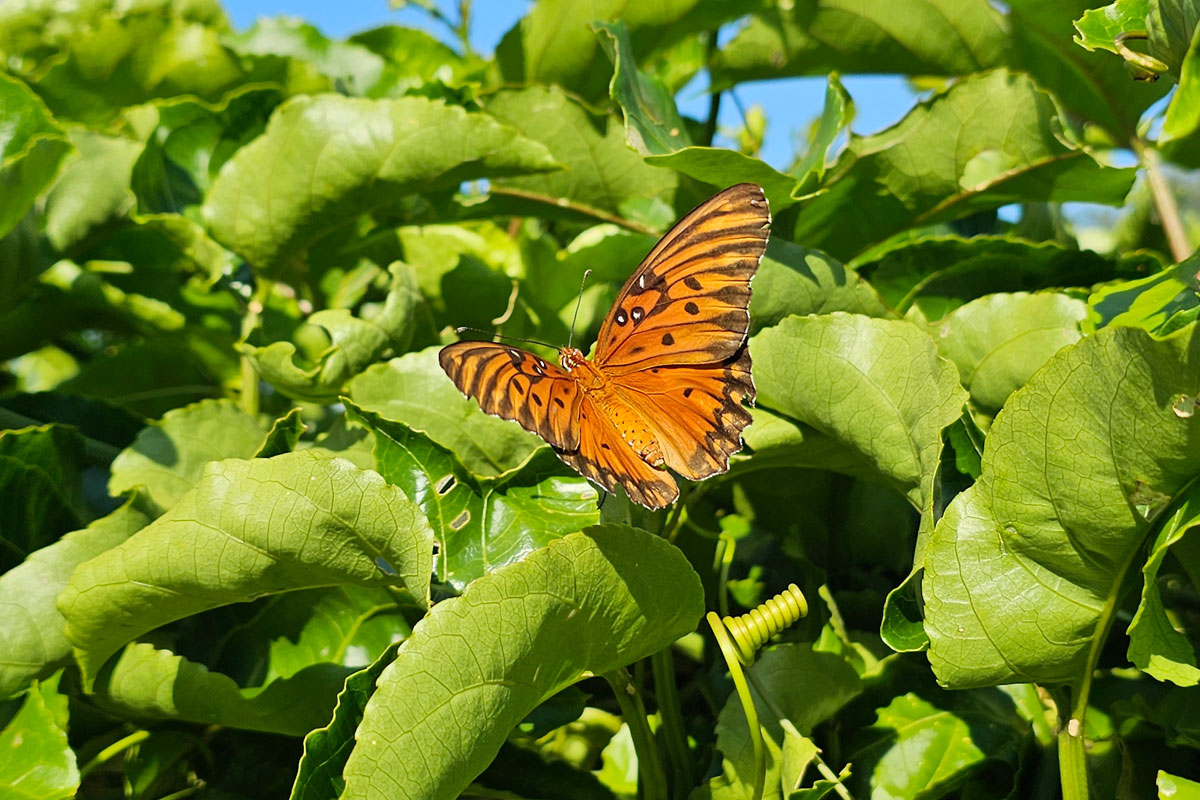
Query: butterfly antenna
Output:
[[567, 269, 592, 350], [453, 326, 556, 349]]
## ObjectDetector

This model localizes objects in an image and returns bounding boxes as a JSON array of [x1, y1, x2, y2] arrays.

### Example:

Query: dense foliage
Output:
[[2, 1, 1200, 798]]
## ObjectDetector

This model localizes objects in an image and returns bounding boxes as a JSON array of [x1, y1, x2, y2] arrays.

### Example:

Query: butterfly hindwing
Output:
[[595, 183, 770, 375], [438, 341, 583, 450], [554, 395, 679, 510], [615, 346, 754, 480]]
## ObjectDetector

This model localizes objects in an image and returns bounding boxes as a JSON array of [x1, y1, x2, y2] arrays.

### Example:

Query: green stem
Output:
[[707, 612, 765, 800], [1134, 139, 1192, 262], [651, 648, 692, 799], [79, 729, 151, 779], [702, 29, 721, 147], [239, 280, 273, 417], [605, 667, 668, 800], [1058, 690, 1088, 800]]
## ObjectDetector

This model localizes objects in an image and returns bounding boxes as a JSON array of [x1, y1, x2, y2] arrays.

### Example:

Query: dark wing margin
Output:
[[438, 341, 583, 451], [616, 345, 754, 480], [555, 396, 679, 511], [595, 183, 770, 373]]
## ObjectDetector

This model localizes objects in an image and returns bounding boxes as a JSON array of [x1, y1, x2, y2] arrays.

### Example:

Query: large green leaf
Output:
[[0, 424, 89, 571], [202, 95, 559, 276], [1085, 251, 1200, 334], [0, 72, 72, 242], [108, 398, 267, 514], [92, 642, 350, 736], [751, 314, 967, 510], [0, 502, 148, 699], [223, 16, 385, 96], [42, 129, 141, 253], [749, 240, 889, 336], [0, 673, 78, 800], [710, 0, 1008, 89], [58, 450, 435, 686], [502, 0, 747, 100], [842, 690, 1027, 799], [348, 402, 598, 589], [340, 525, 704, 800], [934, 292, 1087, 413], [854, 234, 1121, 321], [646, 149, 802, 212], [925, 324, 1200, 687], [347, 25, 483, 91], [1127, 483, 1200, 686], [349, 347, 542, 477], [291, 641, 401, 800], [1010, 0, 1170, 141], [795, 70, 1139, 261], [482, 86, 679, 224]]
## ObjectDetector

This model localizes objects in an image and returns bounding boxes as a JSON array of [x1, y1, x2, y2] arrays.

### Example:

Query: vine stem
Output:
[[702, 29, 722, 147], [604, 667, 668, 800], [79, 729, 151, 778], [651, 647, 692, 799], [1133, 138, 1191, 262], [239, 279, 273, 417]]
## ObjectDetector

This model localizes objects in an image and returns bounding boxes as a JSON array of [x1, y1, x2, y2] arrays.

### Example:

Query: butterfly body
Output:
[[440, 183, 771, 510]]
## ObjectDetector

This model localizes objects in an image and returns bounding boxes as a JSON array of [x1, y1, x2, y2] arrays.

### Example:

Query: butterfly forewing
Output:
[[438, 341, 583, 451], [594, 183, 770, 374]]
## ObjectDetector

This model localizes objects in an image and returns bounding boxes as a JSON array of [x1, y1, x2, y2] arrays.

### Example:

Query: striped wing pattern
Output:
[[438, 341, 583, 451]]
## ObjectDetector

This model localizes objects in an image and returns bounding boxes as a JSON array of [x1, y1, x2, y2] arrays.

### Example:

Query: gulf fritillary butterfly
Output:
[[439, 183, 771, 510]]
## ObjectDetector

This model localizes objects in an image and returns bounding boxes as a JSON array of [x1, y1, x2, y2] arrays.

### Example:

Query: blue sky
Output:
[[223, 0, 921, 171]]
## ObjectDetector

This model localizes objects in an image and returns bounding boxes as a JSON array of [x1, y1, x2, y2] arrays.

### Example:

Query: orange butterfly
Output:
[[439, 183, 771, 510]]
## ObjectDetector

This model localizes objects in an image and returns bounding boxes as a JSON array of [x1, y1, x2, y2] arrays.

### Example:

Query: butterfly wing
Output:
[[614, 346, 754, 481], [438, 341, 583, 450], [594, 182, 770, 374], [555, 395, 678, 510]]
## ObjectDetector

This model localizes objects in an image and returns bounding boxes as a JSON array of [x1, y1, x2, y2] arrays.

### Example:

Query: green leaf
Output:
[[793, 70, 1139, 261], [1147, 0, 1200, 79], [843, 691, 1026, 799], [1011, 0, 1170, 141], [202, 95, 559, 277], [0, 502, 149, 699], [58, 450, 435, 686], [645, 148, 801, 211], [854, 235, 1121, 321], [934, 292, 1087, 413], [1127, 482, 1200, 685], [29, 7, 246, 126], [594, 20, 690, 156], [924, 324, 1200, 687], [0, 424, 89, 571], [1085, 253, 1200, 334], [482, 86, 679, 222], [224, 16, 386, 96], [504, 0, 748, 101], [291, 641, 401, 800], [1161, 24, 1200, 167], [42, 129, 142, 253], [256, 407, 306, 459], [710, 0, 1008, 89], [749, 240, 890, 336], [790, 73, 853, 194], [349, 347, 542, 477], [109, 398, 267, 514], [92, 642, 349, 736], [340, 525, 704, 800], [348, 25, 482, 89], [1074, 1, 1153, 59], [348, 402, 598, 589], [241, 263, 429, 402], [0, 72, 72, 242], [0, 673, 79, 800], [704, 645, 861, 800], [751, 314, 967, 510], [131, 86, 285, 215]]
